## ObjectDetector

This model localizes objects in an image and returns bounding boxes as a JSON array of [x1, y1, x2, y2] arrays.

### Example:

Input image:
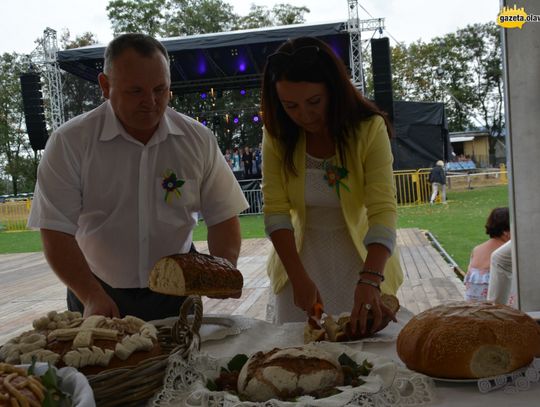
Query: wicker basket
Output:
[[87, 295, 203, 407]]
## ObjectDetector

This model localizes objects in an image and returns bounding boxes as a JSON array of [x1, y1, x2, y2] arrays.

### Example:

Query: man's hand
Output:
[[207, 216, 242, 266], [82, 291, 121, 318]]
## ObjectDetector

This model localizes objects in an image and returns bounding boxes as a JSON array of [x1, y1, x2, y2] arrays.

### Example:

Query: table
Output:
[[188, 309, 540, 407]]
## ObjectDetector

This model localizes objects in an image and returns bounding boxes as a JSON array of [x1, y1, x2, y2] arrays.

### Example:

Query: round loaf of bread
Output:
[[237, 345, 344, 402], [397, 301, 540, 379]]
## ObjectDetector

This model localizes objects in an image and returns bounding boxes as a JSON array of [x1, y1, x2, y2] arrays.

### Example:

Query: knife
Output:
[[309, 302, 328, 329]]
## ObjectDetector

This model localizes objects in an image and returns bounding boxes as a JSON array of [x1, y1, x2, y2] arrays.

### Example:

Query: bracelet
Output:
[[357, 277, 381, 291], [360, 268, 385, 282]]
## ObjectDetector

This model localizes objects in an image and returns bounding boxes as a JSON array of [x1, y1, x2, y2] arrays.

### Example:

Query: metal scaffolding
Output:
[[29, 28, 65, 131], [347, 0, 385, 95]]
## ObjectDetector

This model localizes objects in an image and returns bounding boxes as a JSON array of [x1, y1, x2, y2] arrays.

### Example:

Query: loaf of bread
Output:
[[304, 294, 400, 343], [148, 253, 243, 297], [237, 345, 344, 402], [397, 301, 540, 379]]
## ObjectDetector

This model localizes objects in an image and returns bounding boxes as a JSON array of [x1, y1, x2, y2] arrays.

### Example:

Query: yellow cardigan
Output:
[[262, 115, 403, 295]]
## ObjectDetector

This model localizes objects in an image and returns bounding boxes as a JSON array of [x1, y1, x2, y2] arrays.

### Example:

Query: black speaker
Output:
[[20, 73, 48, 150], [371, 38, 394, 121]]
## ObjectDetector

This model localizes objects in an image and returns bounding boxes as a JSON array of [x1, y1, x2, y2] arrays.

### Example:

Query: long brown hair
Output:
[[261, 36, 392, 175]]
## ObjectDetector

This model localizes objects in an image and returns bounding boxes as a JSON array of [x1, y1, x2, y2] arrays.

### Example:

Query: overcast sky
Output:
[[1, 0, 500, 54]]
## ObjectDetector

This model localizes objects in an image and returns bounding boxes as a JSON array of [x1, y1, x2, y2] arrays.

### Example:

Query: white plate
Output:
[[427, 364, 531, 384], [429, 376, 479, 383], [188, 315, 252, 342], [526, 311, 540, 321], [18, 363, 95, 407], [151, 314, 254, 343]]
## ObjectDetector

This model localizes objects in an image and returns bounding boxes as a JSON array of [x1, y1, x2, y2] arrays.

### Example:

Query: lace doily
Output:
[[477, 358, 540, 394], [150, 343, 435, 407]]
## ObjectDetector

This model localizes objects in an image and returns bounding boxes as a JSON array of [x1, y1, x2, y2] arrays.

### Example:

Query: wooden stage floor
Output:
[[0, 228, 465, 343]]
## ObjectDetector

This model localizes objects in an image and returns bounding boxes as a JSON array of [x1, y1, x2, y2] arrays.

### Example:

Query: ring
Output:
[[363, 303, 372, 311]]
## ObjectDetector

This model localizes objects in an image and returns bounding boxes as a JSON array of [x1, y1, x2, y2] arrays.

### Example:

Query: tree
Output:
[[236, 4, 272, 29], [368, 22, 503, 164], [0, 53, 37, 195], [107, 0, 168, 37], [448, 23, 504, 163], [236, 3, 309, 29], [60, 30, 103, 120], [164, 0, 237, 36], [270, 3, 310, 25], [107, 0, 236, 36]]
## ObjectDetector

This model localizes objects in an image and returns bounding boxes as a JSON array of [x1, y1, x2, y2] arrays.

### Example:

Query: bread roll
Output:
[[237, 345, 343, 402], [397, 301, 540, 379], [304, 294, 400, 343], [148, 253, 243, 297], [0, 311, 161, 374]]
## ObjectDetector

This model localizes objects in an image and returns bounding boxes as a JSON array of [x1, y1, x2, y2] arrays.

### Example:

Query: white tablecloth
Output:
[[156, 309, 540, 406]]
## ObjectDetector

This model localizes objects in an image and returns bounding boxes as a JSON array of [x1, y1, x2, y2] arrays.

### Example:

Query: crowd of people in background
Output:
[[223, 144, 262, 178]]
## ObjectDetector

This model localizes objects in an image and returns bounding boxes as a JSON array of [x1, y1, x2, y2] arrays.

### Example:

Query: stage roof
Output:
[[57, 21, 350, 94]]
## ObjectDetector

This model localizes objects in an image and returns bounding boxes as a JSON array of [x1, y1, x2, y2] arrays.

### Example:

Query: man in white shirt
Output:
[[28, 33, 249, 320]]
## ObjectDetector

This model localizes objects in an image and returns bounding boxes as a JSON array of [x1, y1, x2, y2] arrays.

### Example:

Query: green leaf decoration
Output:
[[206, 379, 218, 391], [338, 353, 359, 370], [227, 354, 248, 372]]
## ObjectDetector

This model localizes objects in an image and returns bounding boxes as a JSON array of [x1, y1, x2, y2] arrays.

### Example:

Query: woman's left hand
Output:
[[349, 283, 396, 336]]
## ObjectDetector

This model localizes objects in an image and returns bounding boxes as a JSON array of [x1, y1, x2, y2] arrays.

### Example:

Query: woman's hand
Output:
[[289, 273, 323, 316], [349, 283, 396, 336]]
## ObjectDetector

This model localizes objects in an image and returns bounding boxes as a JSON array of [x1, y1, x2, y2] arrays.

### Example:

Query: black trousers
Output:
[[67, 245, 198, 321], [67, 278, 186, 321]]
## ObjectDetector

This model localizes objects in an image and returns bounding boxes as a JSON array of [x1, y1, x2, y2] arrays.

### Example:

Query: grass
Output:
[[0, 230, 44, 253], [0, 185, 509, 271], [397, 186, 509, 270]]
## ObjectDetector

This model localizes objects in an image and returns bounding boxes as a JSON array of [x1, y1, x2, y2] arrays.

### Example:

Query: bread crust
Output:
[[237, 345, 344, 402], [397, 301, 540, 379], [148, 253, 243, 297]]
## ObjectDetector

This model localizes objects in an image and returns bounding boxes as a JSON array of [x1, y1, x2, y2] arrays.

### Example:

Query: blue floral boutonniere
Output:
[[323, 161, 350, 198], [161, 169, 185, 203]]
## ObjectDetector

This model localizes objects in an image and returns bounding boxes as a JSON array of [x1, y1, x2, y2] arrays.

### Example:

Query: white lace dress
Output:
[[274, 153, 364, 323]]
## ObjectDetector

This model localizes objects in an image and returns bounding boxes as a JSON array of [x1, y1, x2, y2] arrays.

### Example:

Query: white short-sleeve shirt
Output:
[[28, 102, 249, 288]]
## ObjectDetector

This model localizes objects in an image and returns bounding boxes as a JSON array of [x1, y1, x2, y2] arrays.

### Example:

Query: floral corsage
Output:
[[323, 161, 350, 198], [161, 169, 185, 203]]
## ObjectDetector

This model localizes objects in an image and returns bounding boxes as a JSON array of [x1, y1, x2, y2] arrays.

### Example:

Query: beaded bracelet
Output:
[[360, 268, 385, 282], [357, 277, 381, 291]]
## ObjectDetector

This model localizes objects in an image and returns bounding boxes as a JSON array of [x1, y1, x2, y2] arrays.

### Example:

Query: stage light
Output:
[[239, 89, 246, 96], [233, 116, 239, 124], [200, 92, 207, 100], [238, 59, 247, 72], [252, 114, 260, 123], [198, 59, 207, 75], [202, 119, 208, 126]]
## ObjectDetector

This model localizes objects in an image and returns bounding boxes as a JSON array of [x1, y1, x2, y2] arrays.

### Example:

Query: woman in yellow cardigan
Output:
[[261, 37, 403, 336]]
